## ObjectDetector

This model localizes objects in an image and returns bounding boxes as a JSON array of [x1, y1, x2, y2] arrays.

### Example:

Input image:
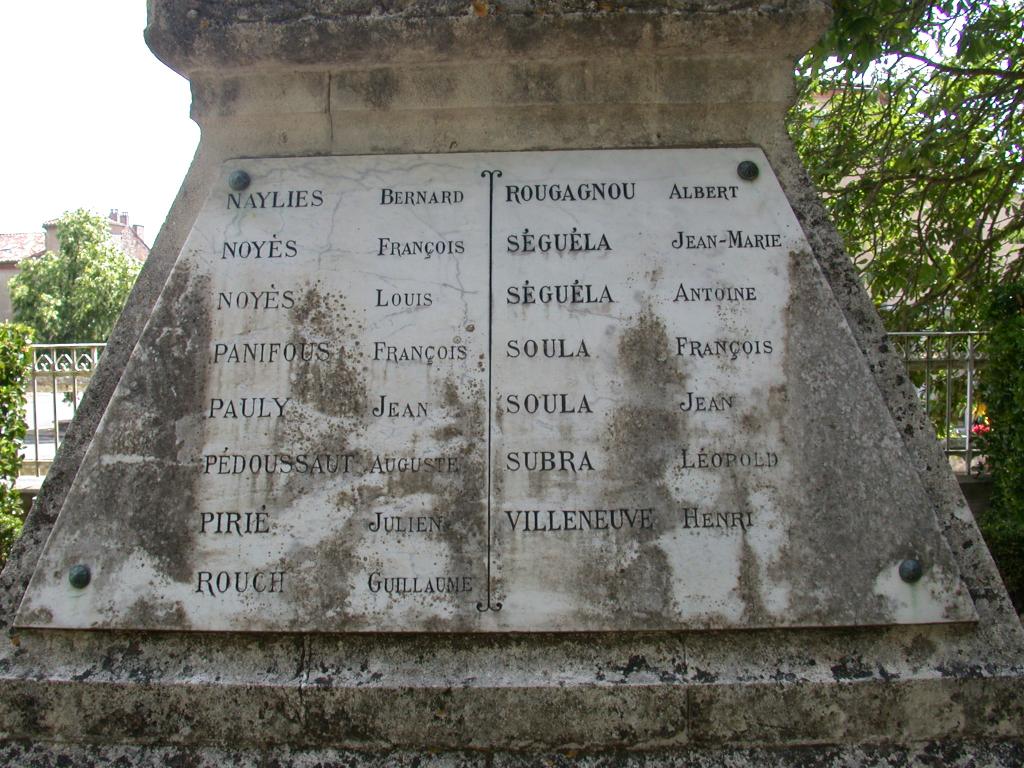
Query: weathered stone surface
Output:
[[15, 149, 975, 632], [146, 1, 830, 73], [2, 739, 1024, 767], [1, 0, 1022, 763]]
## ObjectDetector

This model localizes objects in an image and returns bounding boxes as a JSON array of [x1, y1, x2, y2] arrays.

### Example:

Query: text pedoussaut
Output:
[[203, 452, 355, 475]]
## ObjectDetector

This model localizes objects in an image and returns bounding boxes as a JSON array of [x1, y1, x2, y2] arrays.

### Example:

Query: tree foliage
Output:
[[0, 323, 33, 569], [789, 0, 1024, 331], [10, 209, 142, 343], [978, 282, 1024, 610]]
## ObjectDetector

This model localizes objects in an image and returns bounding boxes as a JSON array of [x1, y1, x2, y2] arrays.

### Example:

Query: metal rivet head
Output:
[[899, 558, 923, 583], [68, 564, 91, 589], [737, 160, 759, 181], [228, 170, 251, 191]]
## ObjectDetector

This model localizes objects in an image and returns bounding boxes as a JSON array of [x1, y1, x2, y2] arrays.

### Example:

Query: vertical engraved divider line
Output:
[[477, 169, 503, 613]]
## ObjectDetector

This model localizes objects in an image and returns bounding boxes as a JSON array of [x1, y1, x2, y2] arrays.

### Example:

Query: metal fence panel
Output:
[[21, 343, 105, 477], [888, 331, 986, 474], [18, 338, 985, 477]]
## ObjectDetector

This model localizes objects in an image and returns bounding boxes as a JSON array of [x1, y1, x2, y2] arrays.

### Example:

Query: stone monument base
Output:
[[1, 2, 1021, 763], [3, 741, 1023, 767]]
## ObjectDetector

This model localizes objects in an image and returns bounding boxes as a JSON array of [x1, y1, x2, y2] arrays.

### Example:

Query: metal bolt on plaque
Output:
[[67, 564, 91, 589], [228, 170, 251, 191], [899, 558, 924, 583], [737, 160, 759, 181]]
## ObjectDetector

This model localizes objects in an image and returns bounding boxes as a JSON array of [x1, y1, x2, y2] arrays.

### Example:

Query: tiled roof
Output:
[[0, 233, 45, 266]]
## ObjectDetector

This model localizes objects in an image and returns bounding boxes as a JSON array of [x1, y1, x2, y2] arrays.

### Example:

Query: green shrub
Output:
[[978, 283, 1024, 612], [0, 323, 32, 569]]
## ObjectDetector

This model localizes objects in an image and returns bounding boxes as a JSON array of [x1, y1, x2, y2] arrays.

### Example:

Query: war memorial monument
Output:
[[1, 1, 1022, 764]]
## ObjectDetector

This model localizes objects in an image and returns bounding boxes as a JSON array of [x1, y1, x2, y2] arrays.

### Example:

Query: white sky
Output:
[[0, 1, 199, 244]]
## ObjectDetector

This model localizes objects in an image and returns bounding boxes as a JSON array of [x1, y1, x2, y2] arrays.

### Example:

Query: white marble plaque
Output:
[[16, 149, 977, 632]]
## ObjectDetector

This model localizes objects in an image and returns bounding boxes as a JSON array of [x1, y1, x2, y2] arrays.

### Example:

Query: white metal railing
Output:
[[888, 331, 986, 473], [21, 343, 105, 476], [17, 336, 986, 478]]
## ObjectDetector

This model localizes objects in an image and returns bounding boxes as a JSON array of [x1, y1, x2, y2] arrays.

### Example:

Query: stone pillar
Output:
[[1, 2, 1021, 764]]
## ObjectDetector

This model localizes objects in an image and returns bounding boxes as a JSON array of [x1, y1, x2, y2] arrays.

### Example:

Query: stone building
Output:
[[0, 209, 149, 322], [0, 232, 45, 321]]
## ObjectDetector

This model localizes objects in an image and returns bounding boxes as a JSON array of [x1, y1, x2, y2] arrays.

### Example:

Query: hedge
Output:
[[978, 283, 1024, 612], [0, 323, 32, 569]]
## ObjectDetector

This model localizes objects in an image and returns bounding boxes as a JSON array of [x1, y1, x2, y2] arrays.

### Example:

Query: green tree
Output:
[[10, 209, 142, 343], [788, 0, 1024, 331], [790, 3, 1024, 604], [0, 322, 33, 568], [978, 282, 1024, 610]]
